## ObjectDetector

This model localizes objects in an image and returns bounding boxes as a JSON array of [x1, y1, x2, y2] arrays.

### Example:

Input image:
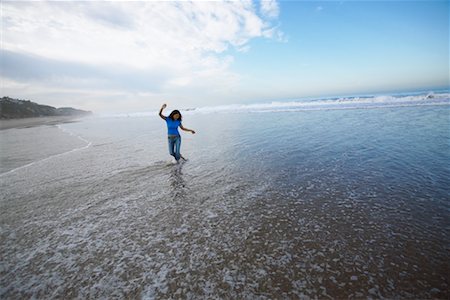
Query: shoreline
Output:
[[0, 116, 83, 130]]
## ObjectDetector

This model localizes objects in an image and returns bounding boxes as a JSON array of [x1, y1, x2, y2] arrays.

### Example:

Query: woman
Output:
[[159, 103, 195, 162]]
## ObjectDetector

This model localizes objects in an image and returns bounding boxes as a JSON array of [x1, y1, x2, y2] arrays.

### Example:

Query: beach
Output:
[[0, 116, 81, 130], [1, 92, 449, 298]]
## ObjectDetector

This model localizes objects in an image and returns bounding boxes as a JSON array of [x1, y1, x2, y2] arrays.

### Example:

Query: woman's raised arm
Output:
[[159, 103, 167, 120]]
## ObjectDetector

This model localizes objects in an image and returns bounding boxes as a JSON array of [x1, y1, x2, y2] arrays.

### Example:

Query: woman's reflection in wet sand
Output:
[[168, 162, 187, 200]]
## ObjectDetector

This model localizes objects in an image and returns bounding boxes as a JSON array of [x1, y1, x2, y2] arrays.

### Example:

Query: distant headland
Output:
[[0, 97, 92, 119]]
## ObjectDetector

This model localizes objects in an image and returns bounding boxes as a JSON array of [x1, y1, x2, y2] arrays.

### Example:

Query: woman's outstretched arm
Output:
[[159, 104, 167, 120], [180, 124, 195, 134]]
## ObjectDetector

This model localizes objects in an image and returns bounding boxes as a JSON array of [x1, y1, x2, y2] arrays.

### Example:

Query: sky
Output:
[[1, 0, 448, 113]]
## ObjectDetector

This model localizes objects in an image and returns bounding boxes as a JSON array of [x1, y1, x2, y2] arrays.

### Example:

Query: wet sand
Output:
[[0, 100, 450, 299], [1, 104, 449, 298], [0, 116, 81, 130]]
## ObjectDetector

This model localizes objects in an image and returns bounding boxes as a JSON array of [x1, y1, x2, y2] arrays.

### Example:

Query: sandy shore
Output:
[[0, 116, 82, 130]]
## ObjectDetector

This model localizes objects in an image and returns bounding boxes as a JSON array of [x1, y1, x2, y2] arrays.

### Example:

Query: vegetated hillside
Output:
[[0, 97, 92, 119]]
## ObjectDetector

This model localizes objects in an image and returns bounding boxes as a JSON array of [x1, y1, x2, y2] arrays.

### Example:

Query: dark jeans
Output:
[[168, 135, 181, 160]]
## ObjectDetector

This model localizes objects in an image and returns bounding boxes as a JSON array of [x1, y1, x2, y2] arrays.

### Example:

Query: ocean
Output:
[[1, 91, 449, 298]]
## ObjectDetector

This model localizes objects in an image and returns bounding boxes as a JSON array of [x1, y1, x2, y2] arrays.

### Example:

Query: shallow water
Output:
[[1, 102, 449, 298]]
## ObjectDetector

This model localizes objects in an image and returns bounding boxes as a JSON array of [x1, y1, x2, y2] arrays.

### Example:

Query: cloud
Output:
[[1, 0, 282, 112], [260, 0, 280, 19], [82, 2, 135, 30], [1, 49, 171, 92]]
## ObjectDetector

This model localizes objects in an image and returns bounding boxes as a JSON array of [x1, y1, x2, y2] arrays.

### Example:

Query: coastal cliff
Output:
[[0, 97, 92, 119]]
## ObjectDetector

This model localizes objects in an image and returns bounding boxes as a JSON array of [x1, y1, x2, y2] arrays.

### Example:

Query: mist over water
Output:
[[1, 93, 449, 298]]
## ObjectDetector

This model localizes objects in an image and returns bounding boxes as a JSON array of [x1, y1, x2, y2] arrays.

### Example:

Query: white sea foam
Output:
[[189, 92, 450, 114], [100, 91, 450, 118]]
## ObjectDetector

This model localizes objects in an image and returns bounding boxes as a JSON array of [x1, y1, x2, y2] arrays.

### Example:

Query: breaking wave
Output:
[[190, 91, 450, 114], [101, 91, 450, 118]]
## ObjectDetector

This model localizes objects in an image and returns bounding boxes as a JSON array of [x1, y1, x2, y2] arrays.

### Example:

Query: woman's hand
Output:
[[191, 130, 196, 134], [161, 103, 167, 110]]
